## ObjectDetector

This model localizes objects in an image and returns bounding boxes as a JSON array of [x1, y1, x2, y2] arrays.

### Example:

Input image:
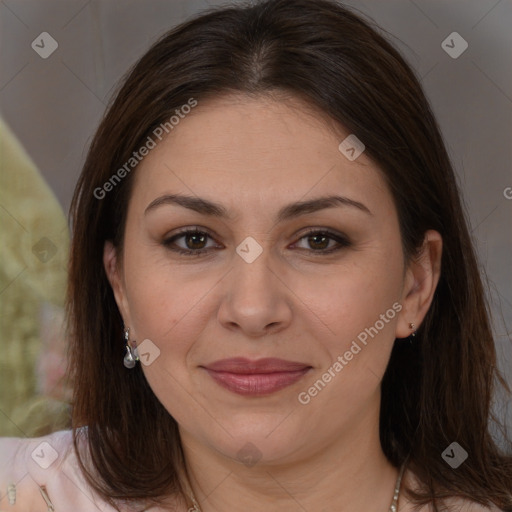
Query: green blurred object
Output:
[[0, 115, 71, 437]]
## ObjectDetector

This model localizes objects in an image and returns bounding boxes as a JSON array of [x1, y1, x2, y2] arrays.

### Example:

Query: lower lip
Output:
[[204, 368, 311, 396]]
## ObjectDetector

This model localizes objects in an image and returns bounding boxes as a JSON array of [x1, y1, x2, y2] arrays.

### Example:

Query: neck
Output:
[[178, 406, 400, 512]]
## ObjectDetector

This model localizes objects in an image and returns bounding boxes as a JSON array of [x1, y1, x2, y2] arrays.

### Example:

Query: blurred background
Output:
[[0, 0, 511, 443]]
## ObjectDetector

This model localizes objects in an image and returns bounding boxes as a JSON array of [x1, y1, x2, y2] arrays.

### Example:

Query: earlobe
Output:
[[395, 230, 443, 339]]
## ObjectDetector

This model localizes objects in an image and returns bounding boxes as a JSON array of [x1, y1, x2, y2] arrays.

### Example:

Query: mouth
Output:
[[201, 358, 312, 396]]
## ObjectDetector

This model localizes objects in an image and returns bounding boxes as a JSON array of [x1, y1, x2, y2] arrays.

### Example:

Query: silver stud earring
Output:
[[409, 323, 416, 337], [123, 327, 139, 368]]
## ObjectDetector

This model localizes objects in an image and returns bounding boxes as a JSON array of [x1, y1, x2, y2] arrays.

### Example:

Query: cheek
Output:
[[121, 237, 215, 342], [122, 257, 214, 422], [295, 267, 402, 430], [300, 247, 403, 338], [306, 243, 404, 382]]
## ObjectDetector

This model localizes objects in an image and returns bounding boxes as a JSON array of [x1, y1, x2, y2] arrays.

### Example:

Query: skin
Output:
[[104, 93, 443, 512]]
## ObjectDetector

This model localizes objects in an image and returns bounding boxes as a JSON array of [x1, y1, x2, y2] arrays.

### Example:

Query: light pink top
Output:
[[0, 429, 126, 511]]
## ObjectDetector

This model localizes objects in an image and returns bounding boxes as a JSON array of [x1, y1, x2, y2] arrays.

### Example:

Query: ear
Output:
[[103, 241, 132, 330], [395, 230, 442, 338]]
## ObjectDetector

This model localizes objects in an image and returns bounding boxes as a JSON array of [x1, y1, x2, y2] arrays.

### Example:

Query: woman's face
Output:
[[105, 94, 434, 466]]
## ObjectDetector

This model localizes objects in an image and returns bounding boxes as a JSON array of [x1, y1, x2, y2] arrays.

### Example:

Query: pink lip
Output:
[[202, 358, 312, 396]]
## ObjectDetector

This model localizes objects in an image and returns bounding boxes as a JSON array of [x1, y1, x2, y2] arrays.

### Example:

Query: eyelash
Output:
[[162, 228, 351, 257]]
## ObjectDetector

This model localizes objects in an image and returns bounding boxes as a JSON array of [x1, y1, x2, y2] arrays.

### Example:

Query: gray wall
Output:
[[1, 0, 511, 428]]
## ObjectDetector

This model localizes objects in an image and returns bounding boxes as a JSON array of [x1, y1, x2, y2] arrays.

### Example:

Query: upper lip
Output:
[[202, 357, 311, 374]]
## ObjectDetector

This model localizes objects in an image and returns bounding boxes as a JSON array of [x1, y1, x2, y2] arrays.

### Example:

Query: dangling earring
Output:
[[123, 327, 139, 368], [409, 323, 417, 337]]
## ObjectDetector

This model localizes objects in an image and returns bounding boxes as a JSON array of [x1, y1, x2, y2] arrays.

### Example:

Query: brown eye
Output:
[[293, 230, 351, 254], [163, 229, 218, 256], [184, 232, 208, 250], [307, 233, 330, 250]]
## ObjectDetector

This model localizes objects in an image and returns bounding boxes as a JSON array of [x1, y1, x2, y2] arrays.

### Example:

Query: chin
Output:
[[197, 415, 315, 467]]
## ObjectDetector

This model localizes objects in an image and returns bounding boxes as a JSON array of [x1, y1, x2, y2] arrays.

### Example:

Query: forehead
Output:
[[130, 93, 392, 216]]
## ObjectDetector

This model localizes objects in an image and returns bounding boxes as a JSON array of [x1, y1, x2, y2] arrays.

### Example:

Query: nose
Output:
[[217, 245, 293, 338]]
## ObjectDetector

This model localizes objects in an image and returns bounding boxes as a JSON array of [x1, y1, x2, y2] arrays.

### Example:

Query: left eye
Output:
[[292, 230, 351, 254]]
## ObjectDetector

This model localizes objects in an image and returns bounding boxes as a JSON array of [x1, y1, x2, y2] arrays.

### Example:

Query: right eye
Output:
[[162, 228, 221, 256]]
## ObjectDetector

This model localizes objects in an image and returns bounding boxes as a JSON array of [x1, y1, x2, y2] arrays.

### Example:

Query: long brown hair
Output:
[[67, 0, 512, 510]]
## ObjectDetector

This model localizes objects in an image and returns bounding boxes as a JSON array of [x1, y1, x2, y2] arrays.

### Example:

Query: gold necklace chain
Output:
[[184, 462, 406, 512]]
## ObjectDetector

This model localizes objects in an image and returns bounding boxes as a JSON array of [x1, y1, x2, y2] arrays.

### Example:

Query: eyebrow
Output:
[[144, 193, 372, 221]]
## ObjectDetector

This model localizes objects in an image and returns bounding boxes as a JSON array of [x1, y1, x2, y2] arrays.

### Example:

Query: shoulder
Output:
[[0, 429, 74, 483], [0, 429, 119, 511]]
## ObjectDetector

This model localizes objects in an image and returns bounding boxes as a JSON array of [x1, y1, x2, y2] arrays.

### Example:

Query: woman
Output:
[[1, 0, 511, 510]]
